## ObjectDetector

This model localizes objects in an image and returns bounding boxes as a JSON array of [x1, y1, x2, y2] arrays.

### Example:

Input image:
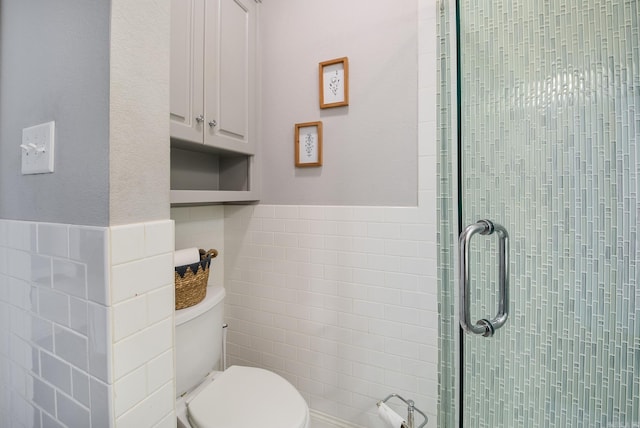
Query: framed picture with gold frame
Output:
[[295, 121, 323, 167], [319, 57, 349, 108]]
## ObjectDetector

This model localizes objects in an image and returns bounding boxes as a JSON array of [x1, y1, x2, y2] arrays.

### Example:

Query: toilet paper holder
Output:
[[377, 393, 428, 428]]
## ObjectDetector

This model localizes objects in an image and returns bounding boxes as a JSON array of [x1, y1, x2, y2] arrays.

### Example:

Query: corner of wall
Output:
[[108, 0, 171, 226], [109, 220, 176, 427]]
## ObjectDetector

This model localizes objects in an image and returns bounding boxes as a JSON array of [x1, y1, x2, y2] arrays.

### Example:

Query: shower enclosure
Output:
[[438, 0, 639, 426]]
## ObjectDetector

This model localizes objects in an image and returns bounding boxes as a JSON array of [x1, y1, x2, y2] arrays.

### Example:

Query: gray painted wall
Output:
[[0, 0, 171, 227], [260, 0, 418, 206], [0, 0, 111, 226]]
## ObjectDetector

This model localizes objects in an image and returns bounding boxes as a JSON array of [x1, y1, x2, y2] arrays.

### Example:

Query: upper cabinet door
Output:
[[170, 0, 205, 144], [204, 0, 257, 154]]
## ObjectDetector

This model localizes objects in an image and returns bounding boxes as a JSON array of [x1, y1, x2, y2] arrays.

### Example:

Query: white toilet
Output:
[[175, 285, 309, 428]]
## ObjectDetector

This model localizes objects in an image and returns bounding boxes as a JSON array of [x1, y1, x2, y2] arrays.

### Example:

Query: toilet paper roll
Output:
[[174, 247, 200, 267], [377, 402, 407, 428]]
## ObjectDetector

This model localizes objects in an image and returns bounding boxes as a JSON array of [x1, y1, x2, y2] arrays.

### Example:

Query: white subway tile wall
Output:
[[0, 219, 175, 428], [0, 220, 113, 428], [224, 202, 438, 427], [109, 221, 175, 427]]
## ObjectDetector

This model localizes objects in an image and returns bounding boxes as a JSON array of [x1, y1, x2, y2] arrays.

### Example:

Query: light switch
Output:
[[21, 121, 55, 175]]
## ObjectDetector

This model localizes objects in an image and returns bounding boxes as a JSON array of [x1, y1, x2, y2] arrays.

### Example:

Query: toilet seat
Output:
[[187, 365, 309, 428]]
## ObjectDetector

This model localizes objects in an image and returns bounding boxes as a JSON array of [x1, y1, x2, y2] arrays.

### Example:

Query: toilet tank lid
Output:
[[175, 286, 225, 326]]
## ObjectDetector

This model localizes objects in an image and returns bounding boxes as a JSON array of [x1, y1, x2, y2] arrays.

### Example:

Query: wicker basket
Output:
[[174, 249, 218, 310]]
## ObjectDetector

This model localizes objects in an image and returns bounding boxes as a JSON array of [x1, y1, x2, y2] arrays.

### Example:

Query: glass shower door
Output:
[[458, 0, 639, 426]]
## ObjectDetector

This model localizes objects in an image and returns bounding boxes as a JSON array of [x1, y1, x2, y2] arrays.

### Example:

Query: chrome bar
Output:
[[377, 393, 428, 428], [493, 222, 509, 330], [459, 219, 509, 337]]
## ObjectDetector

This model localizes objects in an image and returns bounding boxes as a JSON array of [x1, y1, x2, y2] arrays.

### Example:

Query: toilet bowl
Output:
[[175, 286, 309, 428]]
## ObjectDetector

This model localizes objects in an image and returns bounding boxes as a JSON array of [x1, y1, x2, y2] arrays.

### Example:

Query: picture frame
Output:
[[295, 121, 323, 167], [319, 57, 349, 108]]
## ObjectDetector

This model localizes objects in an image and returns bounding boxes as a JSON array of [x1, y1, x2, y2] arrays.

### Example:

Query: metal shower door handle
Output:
[[459, 219, 509, 337]]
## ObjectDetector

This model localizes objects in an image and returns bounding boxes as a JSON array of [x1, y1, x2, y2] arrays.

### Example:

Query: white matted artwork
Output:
[[319, 57, 349, 108], [295, 121, 323, 167]]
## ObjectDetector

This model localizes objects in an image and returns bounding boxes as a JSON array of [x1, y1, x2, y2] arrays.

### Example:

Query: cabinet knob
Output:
[[195, 115, 205, 124], [208, 119, 217, 127]]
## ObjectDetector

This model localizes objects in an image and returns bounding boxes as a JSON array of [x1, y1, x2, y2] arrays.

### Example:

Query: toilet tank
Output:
[[175, 286, 225, 397]]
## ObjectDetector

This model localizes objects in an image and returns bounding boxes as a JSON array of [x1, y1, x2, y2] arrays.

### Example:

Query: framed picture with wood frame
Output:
[[319, 57, 349, 108], [295, 121, 323, 167]]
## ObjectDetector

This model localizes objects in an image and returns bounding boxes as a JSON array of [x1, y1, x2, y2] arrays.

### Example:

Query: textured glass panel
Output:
[[458, 0, 640, 427]]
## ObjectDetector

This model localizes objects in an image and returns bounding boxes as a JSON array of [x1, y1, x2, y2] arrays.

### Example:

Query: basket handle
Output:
[[201, 249, 218, 259]]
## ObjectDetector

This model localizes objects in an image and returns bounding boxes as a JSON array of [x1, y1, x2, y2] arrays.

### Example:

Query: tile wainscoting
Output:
[[0, 219, 175, 428], [170, 202, 439, 427], [223, 202, 439, 427]]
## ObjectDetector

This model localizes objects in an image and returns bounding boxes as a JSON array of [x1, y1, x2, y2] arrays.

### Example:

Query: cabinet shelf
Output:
[[170, 189, 258, 205], [170, 144, 258, 205]]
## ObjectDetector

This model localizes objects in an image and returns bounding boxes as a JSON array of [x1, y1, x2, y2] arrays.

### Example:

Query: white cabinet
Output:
[[170, 0, 205, 145], [170, 0, 259, 204]]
